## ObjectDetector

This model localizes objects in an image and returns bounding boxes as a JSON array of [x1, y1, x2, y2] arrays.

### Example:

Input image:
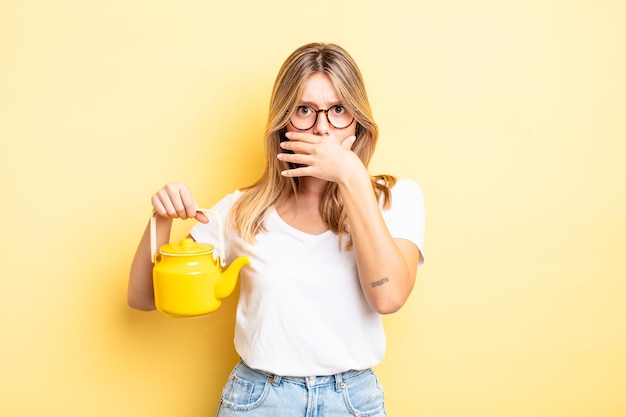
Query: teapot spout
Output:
[[215, 255, 251, 300]]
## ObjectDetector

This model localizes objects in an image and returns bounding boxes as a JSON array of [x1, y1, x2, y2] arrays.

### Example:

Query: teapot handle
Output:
[[149, 208, 226, 267]]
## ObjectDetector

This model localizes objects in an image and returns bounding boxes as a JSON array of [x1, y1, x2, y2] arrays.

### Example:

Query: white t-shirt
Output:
[[190, 178, 425, 376]]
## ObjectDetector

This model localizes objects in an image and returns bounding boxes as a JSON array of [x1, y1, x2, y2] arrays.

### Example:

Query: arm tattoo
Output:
[[370, 277, 390, 288]]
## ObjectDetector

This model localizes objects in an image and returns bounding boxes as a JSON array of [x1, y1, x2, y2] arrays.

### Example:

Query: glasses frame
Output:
[[289, 105, 355, 131]]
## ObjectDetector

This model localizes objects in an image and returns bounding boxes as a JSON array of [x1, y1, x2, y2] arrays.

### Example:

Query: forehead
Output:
[[299, 72, 341, 106]]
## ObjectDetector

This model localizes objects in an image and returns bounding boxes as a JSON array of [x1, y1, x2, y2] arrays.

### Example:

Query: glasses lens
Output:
[[290, 106, 316, 130], [327, 105, 353, 129]]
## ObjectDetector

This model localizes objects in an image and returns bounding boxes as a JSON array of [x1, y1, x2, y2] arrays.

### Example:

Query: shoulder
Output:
[[386, 178, 424, 208], [189, 190, 243, 243], [374, 176, 422, 194], [212, 189, 244, 210], [382, 178, 426, 264], [392, 178, 423, 194]]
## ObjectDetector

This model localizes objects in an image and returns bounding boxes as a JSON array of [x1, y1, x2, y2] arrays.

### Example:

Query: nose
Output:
[[312, 110, 330, 135]]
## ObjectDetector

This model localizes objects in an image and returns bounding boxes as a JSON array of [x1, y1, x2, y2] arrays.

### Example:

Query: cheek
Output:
[[348, 123, 357, 136], [341, 123, 357, 140]]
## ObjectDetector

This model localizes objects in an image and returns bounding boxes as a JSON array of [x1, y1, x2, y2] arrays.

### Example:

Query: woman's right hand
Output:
[[151, 182, 209, 223]]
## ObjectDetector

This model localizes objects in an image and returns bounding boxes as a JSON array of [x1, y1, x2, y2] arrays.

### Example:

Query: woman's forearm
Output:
[[338, 168, 419, 314], [127, 215, 173, 311]]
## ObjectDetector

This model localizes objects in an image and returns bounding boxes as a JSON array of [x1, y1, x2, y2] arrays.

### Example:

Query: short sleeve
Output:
[[189, 190, 242, 262], [381, 178, 426, 266]]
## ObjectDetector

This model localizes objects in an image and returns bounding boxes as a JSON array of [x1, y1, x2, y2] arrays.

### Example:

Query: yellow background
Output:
[[1, 1, 625, 416]]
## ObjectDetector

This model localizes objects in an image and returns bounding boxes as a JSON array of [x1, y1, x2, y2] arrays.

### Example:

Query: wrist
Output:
[[337, 162, 370, 192]]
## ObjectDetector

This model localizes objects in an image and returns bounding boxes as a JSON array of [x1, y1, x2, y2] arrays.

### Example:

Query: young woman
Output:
[[128, 42, 425, 417]]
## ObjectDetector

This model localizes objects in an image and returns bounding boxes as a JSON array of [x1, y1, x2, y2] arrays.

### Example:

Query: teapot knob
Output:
[[180, 238, 194, 249]]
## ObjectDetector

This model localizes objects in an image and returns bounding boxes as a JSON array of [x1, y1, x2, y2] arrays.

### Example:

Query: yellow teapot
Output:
[[150, 209, 250, 318]]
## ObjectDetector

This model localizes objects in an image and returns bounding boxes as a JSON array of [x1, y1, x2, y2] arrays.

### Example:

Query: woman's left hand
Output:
[[277, 131, 362, 182]]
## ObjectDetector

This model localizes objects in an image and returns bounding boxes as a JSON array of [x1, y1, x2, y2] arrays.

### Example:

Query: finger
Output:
[[195, 211, 209, 224], [152, 188, 180, 218], [160, 184, 188, 219], [279, 139, 313, 155], [156, 183, 196, 219], [341, 135, 357, 150], [151, 194, 169, 218], [284, 131, 318, 143], [281, 165, 311, 177], [175, 185, 197, 219], [278, 151, 305, 163]]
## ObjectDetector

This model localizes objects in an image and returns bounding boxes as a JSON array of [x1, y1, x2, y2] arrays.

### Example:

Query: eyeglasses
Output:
[[289, 105, 355, 131]]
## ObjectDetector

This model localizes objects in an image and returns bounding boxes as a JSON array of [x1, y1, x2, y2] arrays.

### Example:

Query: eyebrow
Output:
[[297, 101, 343, 108]]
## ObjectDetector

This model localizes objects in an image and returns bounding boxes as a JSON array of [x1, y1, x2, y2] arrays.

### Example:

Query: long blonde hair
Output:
[[231, 42, 395, 243]]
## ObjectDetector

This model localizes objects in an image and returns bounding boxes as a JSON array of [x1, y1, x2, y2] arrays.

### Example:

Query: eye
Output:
[[296, 106, 312, 116], [331, 105, 346, 114]]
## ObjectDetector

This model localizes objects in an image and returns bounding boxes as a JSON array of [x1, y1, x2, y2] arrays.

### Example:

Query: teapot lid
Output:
[[160, 238, 214, 255]]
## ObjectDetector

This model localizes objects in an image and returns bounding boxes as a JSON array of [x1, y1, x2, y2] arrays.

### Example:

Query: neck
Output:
[[297, 177, 328, 197]]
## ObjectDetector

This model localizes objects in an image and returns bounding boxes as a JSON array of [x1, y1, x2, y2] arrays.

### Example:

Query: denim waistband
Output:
[[239, 360, 371, 391]]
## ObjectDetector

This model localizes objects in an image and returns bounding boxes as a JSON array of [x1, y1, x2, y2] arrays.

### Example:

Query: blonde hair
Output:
[[231, 42, 395, 244]]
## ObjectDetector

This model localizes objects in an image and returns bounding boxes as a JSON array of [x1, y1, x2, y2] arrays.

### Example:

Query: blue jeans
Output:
[[216, 361, 388, 417]]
